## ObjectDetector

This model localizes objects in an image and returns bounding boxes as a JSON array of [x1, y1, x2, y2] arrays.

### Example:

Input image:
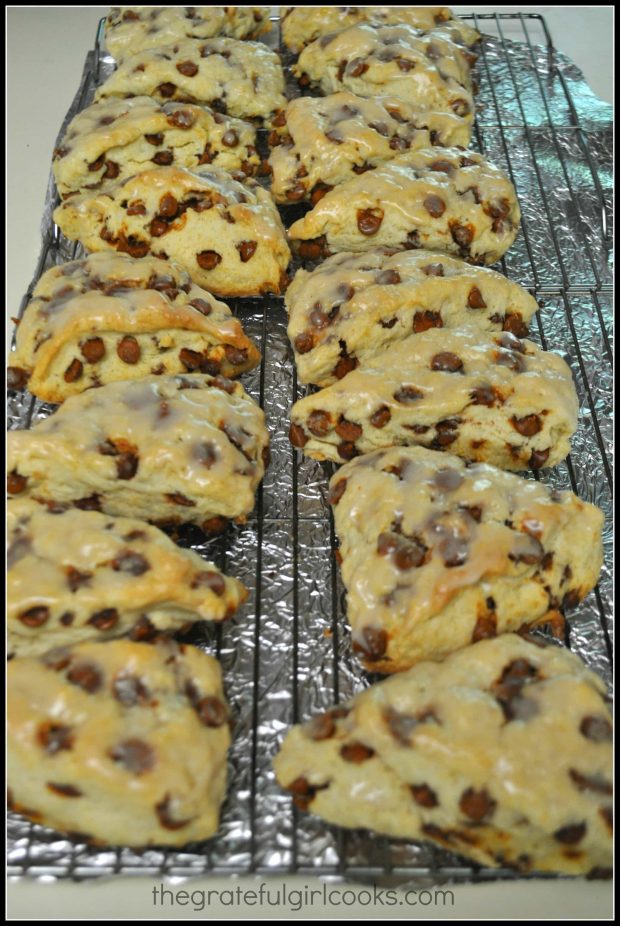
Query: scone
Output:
[[53, 97, 259, 199], [288, 148, 520, 266], [8, 252, 261, 403], [274, 635, 612, 875], [8, 639, 231, 846], [290, 328, 577, 471], [95, 37, 287, 126], [52, 166, 291, 298], [293, 23, 475, 122], [8, 373, 269, 533], [287, 250, 538, 386], [268, 92, 471, 205], [327, 446, 604, 672], [8, 498, 248, 658], [105, 7, 271, 60], [281, 6, 480, 53]]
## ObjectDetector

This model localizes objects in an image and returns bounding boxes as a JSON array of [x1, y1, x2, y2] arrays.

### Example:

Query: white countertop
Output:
[[6, 6, 614, 919]]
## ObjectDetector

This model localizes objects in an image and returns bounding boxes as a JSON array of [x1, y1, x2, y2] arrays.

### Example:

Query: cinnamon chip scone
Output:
[[288, 148, 520, 265], [105, 7, 271, 60], [95, 37, 286, 126], [293, 23, 475, 123], [287, 250, 538, 386], [280, 6, 480, 53], [268, 92, 471, 205], [53, 97, 259, 199], [290, 327, 577, 471], [8, 252, 260, 403], [53, 166, 291, 298], [7, 373, 269, 533], [8, 498, 247, 658], [8, 639, 231, 846], [328, 447, 603, 671], [274, 634, 612, 875]]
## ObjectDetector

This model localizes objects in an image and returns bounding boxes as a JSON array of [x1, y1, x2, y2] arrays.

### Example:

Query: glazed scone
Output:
[[8, 252, 261, 403], [287, 250, 538, 387], [8, 639, 231, 846], [268, 92, 471, 205], [288, 148, 520, 266], [53, 97, 259, 199], [290, 327, 577, 471], [8, 498, 247, 658], [95, 37, 286, 126], [280, 6, 480, 53], [328, 447, 603, 671], [53, 166, 291, 298], [7, 373, 269, 533], [293, 24, 474, 123], [274, 635, 612, 875], [105, 7, 271, 60]]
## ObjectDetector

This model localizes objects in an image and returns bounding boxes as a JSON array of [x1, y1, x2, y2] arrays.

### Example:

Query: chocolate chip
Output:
[[127, 200, 147, 216], [580, 715, 612, 743], [88, 154, 104, 172], [81, 337, 105, 363], [370, 405, 391, 428], [88, 608, 119, 631], [289, 423, 308, 448], [348, 58, 369, 77], [333, 353, 357, 379], [413, 310, 443, 333], [286, 776, 329, 811], [74, 493, 102, 511], [376, 269, 401, 285], [335, 417, 362, 442], [37, 722, 74, 754], [422, 262, 445, 276], [509, 535, 544, 565], [340, 742, 374, 763], [18, 606, 50, 628], [157, 82, 177, 98], [236, 240, 257, 262], [176, 60, 198, 77], [7, 535, 32, 568], [294, 331, 314, 354], [67, 661, 103, 693], [337, 441, 358, 460], [396, 57, 414, 72], [167, 108, 196, 128], [353, 626, 388, 661], [569, 769, 612, 796], [158, 193, 178, 217], [493, 659, 539, 720], [468, 286, 486, 309], [494, 349, 525, 373], [472, 612, 497, 642], [193, 441, 218, 469], [431, 351, 463, 373], [305, 712, 336, 741], [47, 782, 82, 798], [451, 98, 471, 116], [41, 646, 72, 670], [152, 150, 175, 166], [328, 478, 347, 506], [150, 216, 169, 236], [529, 448, 550, 470], [503, 314, 528, 337], [389, 136, 408, 151], [109, 738, 155, 774], [470, 384, 498, 407], [113, 672, 151, 706], [166, 492, 196, 506], [193, 695, 228, 727], [7, 366, 29, 390], [65, 566, 92, 592], [307, 409, 332, 437], [179, 347, 203, 371], [357, 208, 384, 236], [450, 222, 474, 249], [155, 794, 191, 830], [554, 823, 586, 845], [424, 194, 446, 218], [189, 298, 212, 315], [459, 788, 496, 822], [394, 385, 424, 403], [511, 414, 542, 437], [117, 335, 141, 364], [64, 358, 83, 383], [112, 551, 150, 575], [411, 784, 439, 808], [309, 307, 330, 329], [116, 451, 139, 480], [102, 160, 119, 180], [197, 250, 222, 270]]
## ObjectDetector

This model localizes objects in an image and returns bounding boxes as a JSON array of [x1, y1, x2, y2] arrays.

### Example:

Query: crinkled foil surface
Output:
[[7, 15, 613, 884]]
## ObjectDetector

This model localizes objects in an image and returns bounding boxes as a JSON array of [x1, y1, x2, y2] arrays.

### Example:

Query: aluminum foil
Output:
[[7, 16, 613, 884]]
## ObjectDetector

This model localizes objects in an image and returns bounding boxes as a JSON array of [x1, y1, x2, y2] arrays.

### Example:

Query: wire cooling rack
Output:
[[7, 13, 613, 883]]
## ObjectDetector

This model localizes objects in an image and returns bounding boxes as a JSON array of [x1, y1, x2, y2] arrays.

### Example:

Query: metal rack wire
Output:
[[7, 13, 612, 883]]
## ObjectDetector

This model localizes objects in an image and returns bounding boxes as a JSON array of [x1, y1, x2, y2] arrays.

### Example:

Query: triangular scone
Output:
[[8, 252, 260, 403], [290, 327, 577, 471], [327, 447, 603, 672], [281, 7, 480, 53], [105, 7, 271, 60], [53, 97, 259, 199], [95, 37, 286, 126], [8, 498, 247, 658], [8, 373, 269, 533], [268, 92, 471, 204], [293, 23, 475, 119], [8, 639, 231, 847], [288, 147, 520, 265], [53, 166, 291, 298], [287, 250, 538, 386], [274, 634, 612, 875]]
